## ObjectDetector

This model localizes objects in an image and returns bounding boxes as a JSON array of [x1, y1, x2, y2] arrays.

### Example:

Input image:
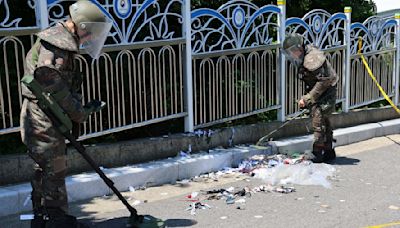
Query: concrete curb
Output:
[[0, 146, 271, 217], [269, 118, 400, 155]]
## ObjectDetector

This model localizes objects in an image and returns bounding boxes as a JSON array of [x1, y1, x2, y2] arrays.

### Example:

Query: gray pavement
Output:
[[3, 135, 400, 228]]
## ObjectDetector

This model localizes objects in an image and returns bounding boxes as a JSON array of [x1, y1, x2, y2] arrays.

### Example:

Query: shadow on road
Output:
[[331, 156, 360, 165], [83, 217, 197, 227]]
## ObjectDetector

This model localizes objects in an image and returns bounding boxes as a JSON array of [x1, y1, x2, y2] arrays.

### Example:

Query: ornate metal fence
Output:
[[190, 1, 281, 128], [0, 0, 399, 140], [349, 16, 398, 109]]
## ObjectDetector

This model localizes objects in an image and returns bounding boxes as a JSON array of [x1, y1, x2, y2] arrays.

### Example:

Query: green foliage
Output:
[[286, 0, 376, 22]]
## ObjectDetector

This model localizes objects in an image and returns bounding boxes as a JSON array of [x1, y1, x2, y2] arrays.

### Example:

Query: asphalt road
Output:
[[3, 135, 400, 228]]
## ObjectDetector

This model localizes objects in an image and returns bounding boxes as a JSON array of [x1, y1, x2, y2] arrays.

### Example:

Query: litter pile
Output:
[[179, 153, 336, 215]]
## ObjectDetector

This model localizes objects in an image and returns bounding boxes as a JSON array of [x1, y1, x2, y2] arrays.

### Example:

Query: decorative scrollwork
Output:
[[350, 16, 397, 54], [0, 0, 22, 28], [47, 0, 184, 46], [286, 9, 346, 49], [191, 0, 281, 54]]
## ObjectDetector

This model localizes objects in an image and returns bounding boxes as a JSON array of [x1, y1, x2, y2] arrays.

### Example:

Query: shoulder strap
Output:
[[31, 38, 42, 67]]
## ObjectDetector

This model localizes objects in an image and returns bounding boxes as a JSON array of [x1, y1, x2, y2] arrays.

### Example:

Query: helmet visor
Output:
[[79, 19, 112, 59], [282, 44, 303, 63]]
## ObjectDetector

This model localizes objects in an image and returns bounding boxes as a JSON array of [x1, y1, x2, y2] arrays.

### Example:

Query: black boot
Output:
[[323, 139, 336, 163], [311, 143, 324, 163], [31, 207, 47, 228], [44, 208, 89, 228], [31, 216, 46, 228]]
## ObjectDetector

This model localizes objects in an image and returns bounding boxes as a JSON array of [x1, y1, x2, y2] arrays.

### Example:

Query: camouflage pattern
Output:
[[20, 22, 87, 214], [298, 45, 338, 162]]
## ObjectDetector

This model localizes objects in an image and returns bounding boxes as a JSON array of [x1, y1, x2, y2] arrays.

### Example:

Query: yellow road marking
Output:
[[365, 221, 400, 228]]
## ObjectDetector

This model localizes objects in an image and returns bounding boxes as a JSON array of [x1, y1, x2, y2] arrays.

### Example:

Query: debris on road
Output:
[[186, 202, 212, 215]]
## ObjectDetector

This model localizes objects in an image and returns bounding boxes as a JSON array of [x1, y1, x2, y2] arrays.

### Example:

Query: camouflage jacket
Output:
[[299, 45, 338, 107], [21, 22, 87, 123]]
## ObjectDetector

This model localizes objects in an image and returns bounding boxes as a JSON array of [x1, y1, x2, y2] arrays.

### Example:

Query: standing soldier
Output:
[[282, 33, 338, 163], [20, 0, 111, 227]]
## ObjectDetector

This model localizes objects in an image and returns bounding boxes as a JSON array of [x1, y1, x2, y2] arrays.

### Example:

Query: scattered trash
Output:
[[20, 214, 34, 221], [226, 196, 235, 204], [274, 186, 295, 194], [177, 179, 190, 186], [194, 129, 214, 138], [176, 148, 338, 217], [234, 187, 251, 197], [186, 192, 199, 199], [186, 202, 211, 215], [179, 151, 190, 158], [339, 200, 346, 202], [254, 215, 263, 219], [160, 192, 168, 196], [132, 200, 141, 206], [128, 186, 135, 192], [389, 205, 399, 210]]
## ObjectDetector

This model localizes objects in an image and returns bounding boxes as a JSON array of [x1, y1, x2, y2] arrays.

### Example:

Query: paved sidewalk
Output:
[[1, 118, 399, 222], [3, 135, 400, 227]]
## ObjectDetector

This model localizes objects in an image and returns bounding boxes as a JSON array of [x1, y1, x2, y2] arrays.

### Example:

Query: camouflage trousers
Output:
[[20, 99, 68, 214], [310, 104, 334, 148]]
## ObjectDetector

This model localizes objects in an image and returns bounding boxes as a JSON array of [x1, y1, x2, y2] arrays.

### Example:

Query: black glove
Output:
[[84, 100, 106, 113]]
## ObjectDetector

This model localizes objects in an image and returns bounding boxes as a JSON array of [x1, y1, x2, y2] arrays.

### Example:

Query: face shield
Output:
[[77, 18, 112, 59], [282, 44, 304, 66]]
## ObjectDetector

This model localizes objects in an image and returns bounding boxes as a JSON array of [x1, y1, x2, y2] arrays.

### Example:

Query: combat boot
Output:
[[323, 139, 336, 162], [31, 216, 46, 228], [31, 207, 47, 228], [44, 208, 89, 228], [311, 143, 324, 163]]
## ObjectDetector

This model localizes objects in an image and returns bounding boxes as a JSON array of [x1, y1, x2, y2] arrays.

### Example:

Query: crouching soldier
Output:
[[282, 33, 338, 163], [20, 0, 111, 227]]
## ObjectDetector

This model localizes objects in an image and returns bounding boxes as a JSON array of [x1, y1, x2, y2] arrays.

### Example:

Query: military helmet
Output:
[[68, 0, 112, 59], [282, 33, 305, 66], [283, 33, 304, 50], [69, 0, 107, 26]]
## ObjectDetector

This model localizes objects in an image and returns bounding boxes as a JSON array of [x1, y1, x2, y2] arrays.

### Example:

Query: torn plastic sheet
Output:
[[253, 163, 336, 188]]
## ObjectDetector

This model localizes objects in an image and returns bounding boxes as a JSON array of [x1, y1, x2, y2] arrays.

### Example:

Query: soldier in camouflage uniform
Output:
[[20, 1, 111, 227], [283, 33, 338, 163]]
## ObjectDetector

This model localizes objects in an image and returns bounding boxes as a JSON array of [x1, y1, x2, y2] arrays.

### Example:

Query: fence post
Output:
[[395, 13, 400, 106], [37, 0, 49, 29], [277, 0, 286, 122], [183, 0, 194, 132], [343, 7, 352, 113]]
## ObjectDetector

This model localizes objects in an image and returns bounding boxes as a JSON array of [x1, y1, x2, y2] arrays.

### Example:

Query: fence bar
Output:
[[343, 7, 352, 112], [395, 13, 400, 105], [37, 1, 49, 29], [183, 0, 194, 132], [277, 0, 286, 121]]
